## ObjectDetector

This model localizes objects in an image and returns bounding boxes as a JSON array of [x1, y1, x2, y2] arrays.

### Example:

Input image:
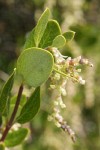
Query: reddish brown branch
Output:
[[0, 84, 23, 142]]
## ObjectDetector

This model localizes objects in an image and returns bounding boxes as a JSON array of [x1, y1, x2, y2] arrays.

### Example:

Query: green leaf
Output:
[[8, 95, 26, 120], [34, 8, 50, 47], [5, 128, 29, 147], [23, 8, 50, 49], [2, 97, 10, 117], [17, 47, 54, 87], [24, 28, 36, 49], [8, 104, 22, 120], [11, 95, 26, 107], [39, 20, 61, 48], [63, 31, 75, 42], [0, 70, 15, 115], [17, 87, 40, 124], [52, 35, 66, 48], [0, 142, 5, 150]]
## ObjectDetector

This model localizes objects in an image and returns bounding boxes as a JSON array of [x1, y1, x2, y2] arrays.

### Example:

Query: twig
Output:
[[0, 84, 23, 142]]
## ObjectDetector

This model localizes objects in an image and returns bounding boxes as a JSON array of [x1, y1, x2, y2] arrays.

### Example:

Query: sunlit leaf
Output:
[[17, 47, 54, 87], [52, 35, 66, 48], [34, 8, 50, 46], [39, 20, 61, 48]]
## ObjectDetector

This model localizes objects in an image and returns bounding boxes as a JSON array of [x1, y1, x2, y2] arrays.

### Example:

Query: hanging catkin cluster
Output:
[[47, 47, 93, 142]]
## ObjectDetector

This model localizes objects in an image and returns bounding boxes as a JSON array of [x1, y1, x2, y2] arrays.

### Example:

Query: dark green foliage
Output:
[[17, 87, 40, 124], [0, 71, 15, 115]]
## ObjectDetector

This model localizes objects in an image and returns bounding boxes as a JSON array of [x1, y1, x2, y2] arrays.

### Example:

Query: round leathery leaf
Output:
[[17, 47, 54, 87]]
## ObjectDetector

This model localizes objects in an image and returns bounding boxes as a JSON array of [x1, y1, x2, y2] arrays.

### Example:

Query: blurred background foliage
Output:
[[0, 0, 100, 150]]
